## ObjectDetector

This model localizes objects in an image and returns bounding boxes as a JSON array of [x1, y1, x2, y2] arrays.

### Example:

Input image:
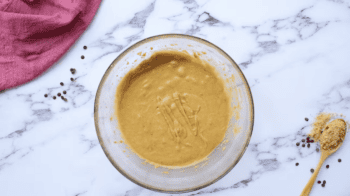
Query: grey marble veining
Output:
[[1, 0, 350, 195]]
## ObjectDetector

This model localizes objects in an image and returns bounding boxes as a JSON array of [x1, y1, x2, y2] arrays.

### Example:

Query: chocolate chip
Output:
[[296, 163, 299, 166], [326, 165, 329, 169], [57, 93, 61, 97], [70, 78, 74, 81], [338, 159, 342, 162], [60, 82, 64, 86], [44, 94, 48, 97], [318, 181, 321, 184], [305, 118, 309, 121], [53, 96, 56, 100], [302, 144, 305, 147], [61, 96, 65, 100], [307, 143, 310, 148], [64, 98, 68, 102], [311, 169, 314, 173], [70, 68, 76, 74], [323, 180, 326, 184], [322, 184, 325, 187], [81, 55, 85, 59], [63, 91, 66, 94], [302, 139, 305, 142], [83, 46, 87, 50], [296, 142, 300, 146]]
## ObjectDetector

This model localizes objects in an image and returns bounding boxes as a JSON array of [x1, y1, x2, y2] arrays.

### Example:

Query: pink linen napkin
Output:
[[0, 0, 102, 91]]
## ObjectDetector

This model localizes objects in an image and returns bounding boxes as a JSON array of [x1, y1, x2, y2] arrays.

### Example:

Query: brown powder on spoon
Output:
[[308, 113, 346, 150], [308, 113, 333, 141], [319, 119, 346, 150]]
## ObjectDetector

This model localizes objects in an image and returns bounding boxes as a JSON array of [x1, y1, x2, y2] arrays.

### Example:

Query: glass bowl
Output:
[[94, 34, 254, 193]]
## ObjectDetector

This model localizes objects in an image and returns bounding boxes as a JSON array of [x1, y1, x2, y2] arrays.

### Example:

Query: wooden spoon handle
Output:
[[300, 154, 328, 196]]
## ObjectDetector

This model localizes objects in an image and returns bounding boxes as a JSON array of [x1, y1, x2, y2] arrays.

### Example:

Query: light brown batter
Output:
[[115, 50, 230, 167]]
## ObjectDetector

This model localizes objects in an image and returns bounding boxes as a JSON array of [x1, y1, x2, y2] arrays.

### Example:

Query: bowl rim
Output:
[[94, 33, 255, 194]]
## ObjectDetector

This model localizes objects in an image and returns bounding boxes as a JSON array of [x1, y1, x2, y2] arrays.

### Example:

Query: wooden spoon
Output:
[[300, 119, 347, 196]]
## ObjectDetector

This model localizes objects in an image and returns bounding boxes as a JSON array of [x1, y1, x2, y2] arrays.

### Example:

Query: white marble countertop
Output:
[[1, 0, 350, 195]]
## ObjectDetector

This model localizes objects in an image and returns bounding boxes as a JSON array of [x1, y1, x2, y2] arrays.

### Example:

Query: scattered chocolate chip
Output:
[[307, 143, 310, 148], [60, 82, 64, 86], [63, 91, 66, 94], [318, 181, 321, 184], [61, 96, 65, 100], [44, 94, 48, 97], [338, 159, 342, 162], [70, 78, 74, 81], [296, 142, 300, 146], [302, 139, 305, 142], [326, 165, 329, 169], [65, 98, 68, 102], [323, 180, 326, 184], [83, 46, 87, 50], [302, 144, 305, 147], [322, 184, 325, 187], [311, 169, 314, 173], [296, 163, 299, 166], [53, 96, 56, 100], [316, 148, 319, 152], [70, 68, 76, 74], [57, 93, 61, 97], [81, 55, 85, 59], [305, 118, 309, 121]]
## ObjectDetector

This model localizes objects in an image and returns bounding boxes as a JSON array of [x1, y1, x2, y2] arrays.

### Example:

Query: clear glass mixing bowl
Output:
[[94, 34, 254, 193]]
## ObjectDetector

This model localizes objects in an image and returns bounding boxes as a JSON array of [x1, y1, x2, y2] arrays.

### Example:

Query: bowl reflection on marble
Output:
[[94, 34, 254, 193]]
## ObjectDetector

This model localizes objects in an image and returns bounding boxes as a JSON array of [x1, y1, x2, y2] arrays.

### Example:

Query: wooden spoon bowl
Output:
[[300, 119, 347, 196]]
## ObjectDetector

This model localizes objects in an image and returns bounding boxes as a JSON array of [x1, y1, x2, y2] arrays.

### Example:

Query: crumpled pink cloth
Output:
[[0, 0, 102, 91]]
